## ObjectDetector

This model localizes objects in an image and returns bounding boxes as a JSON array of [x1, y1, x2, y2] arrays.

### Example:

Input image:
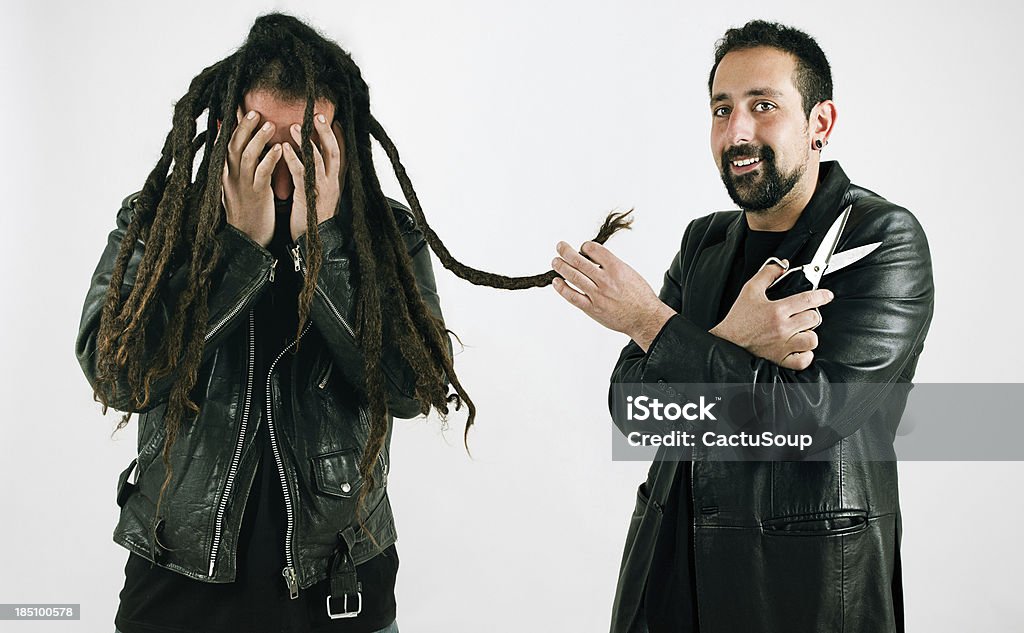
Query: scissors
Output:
[[762, 204, 881, 315]]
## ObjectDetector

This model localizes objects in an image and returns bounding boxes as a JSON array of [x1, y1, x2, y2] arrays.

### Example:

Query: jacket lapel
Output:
[[684, 213, 744, 330], [774, 160, 853, 266]]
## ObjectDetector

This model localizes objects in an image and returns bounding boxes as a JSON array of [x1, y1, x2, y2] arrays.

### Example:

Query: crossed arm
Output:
[[551, 207, 934, 449], [551, 240, 832, 368]]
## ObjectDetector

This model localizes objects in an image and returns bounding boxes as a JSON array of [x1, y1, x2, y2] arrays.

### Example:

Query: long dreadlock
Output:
[[92, 12, 632, 529]]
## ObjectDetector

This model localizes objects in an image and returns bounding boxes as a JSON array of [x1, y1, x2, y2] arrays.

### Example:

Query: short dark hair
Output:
[[708, 20, 832, 118]]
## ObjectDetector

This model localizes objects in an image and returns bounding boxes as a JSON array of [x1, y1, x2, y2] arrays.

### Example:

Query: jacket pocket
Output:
[[697, 524, 850, 632], [634, 481, 660, 516], [762, 508, 869, 537], [312, 449, 363, 499]]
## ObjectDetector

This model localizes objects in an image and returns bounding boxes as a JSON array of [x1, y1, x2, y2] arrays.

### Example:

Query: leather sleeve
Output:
[[75, 192, 276, 413], [295, 201, 450, 420], [607, 220, 691, 438], [609, 202, 935, 450]]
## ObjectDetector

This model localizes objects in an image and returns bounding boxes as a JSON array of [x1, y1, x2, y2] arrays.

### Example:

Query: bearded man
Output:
[[552, 20, 934, 633]]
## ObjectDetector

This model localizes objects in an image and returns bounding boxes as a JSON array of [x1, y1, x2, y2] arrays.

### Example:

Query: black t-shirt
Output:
[[643, 217, 786, 633], [115, 206, 398, 633], [718, 219, 788, 319]]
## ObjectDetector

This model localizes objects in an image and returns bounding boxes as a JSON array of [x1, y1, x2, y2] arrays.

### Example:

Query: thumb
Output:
[[750, 257, 789, 291]]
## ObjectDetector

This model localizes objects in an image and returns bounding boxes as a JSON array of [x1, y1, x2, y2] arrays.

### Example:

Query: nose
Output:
[[725, 107, 755, 147], [271, 161, 294, 201]]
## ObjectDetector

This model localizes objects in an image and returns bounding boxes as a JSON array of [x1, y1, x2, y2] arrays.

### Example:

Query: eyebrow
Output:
[[710, 87, 785, 104]]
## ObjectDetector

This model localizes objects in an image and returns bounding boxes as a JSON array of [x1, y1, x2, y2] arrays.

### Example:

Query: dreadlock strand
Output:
[[342, 121, 390, 493], [94, 123, 176, 407], [147, 56, 241, 395], [358, 148, 450, 411], [368, 116, 633, 289], [294, 44, 323, 350], [120, 92, 202, 343], [340, 98, 410, 495], [148, 56, 244, 538], [366, 117, 551, 288]]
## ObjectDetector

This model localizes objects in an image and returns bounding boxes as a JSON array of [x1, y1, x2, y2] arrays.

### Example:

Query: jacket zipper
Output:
[[208, 310, 258, 576], [317, 361, 333, 390], [289, 244, 356, 337], [207, 258, 275, 577], [204, 258, 277, 343], [268, 319, 313, 599]]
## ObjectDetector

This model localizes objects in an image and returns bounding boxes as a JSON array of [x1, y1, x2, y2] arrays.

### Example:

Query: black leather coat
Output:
[[608, 162, 934, 633], [76, 192, 445, 598]]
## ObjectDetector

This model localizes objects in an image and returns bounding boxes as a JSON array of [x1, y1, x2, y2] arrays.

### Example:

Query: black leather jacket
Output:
[[608, 162, 934, 633], [76, 192, 445, 598]]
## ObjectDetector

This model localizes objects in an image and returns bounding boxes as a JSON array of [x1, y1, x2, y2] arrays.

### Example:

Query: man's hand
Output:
[[710, 260, 834, 370], [281, 114, 348, 242], [221, 109, 282, 248], [551, 240, 676, 352]]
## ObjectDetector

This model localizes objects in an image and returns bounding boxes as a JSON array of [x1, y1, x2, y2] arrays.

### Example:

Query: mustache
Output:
[[722, 144, 775, 165]]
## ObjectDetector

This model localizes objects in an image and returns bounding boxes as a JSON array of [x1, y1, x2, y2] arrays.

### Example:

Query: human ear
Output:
[[810, 100, 837, 149]]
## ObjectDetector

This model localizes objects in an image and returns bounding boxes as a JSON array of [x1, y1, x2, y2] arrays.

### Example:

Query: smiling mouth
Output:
[[728, 156, 763, 176]]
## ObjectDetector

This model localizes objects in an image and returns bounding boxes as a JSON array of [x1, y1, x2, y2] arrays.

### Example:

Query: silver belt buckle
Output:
[[326, 591, 363, 619]]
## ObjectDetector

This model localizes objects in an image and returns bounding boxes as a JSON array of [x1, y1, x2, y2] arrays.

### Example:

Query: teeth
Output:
[[732, 157, 760, 167]]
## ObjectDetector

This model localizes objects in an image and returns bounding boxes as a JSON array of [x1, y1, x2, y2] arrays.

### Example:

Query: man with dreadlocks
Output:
[[74, 13, 470, 633]]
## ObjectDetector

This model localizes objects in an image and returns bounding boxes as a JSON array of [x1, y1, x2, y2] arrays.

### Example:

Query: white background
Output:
[[2, 0, 1022, 631]]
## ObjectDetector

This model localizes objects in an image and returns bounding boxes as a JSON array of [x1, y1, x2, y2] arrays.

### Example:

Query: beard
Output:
[[720, 144, 804, 211]]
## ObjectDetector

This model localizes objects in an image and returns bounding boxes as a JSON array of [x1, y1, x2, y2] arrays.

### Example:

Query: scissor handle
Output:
[[762, 257, 802, 290], [762, 257, 816, 301]]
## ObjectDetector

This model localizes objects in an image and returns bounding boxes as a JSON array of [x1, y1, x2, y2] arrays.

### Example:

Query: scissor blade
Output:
[[815, 205, 852, 269], [803, 204, 852, 288], [822, 242, 882, 277]]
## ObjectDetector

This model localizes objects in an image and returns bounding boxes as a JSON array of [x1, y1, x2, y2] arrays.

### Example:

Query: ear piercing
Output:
[[814, 139, 824, 150]]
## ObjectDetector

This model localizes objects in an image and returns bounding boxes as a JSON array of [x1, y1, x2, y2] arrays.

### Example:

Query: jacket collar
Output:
[[773, 160, 851, 263], [684, 160, 851, 329]]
